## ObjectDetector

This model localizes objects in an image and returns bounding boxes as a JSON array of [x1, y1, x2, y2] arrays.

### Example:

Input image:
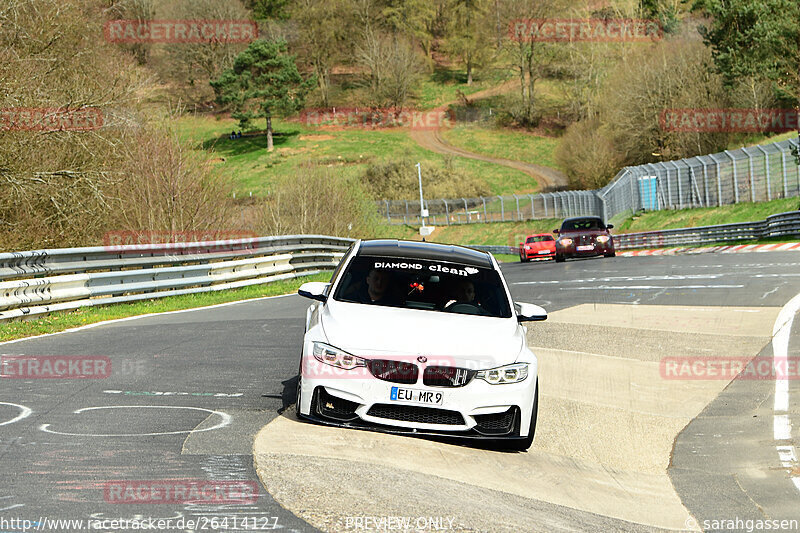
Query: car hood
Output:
[[558, 229, 609, 237], [525, 241, 554, 249], [320, 300, 525, 368]]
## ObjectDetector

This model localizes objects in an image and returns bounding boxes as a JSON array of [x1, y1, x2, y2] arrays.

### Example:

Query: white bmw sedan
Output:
[[296, 239, 546, 451]]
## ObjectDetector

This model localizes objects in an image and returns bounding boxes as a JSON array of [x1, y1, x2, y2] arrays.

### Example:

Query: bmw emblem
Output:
[[417, 356, 427, 363]]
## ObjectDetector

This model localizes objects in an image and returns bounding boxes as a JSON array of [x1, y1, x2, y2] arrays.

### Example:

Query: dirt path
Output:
[[411, 79, 568, 190]]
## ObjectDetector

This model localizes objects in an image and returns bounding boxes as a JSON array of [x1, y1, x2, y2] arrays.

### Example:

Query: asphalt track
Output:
[[1, 251, 798, 532]]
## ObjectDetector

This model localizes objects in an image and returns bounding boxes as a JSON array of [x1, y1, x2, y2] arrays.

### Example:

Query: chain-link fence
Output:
[[378, 137, 800, 225]]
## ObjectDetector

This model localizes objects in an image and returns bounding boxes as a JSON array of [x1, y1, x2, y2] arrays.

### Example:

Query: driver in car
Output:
[[355, 268, 395, 305]]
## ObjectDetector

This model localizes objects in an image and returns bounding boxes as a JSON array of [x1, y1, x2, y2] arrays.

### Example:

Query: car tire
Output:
[[295, 359, 306, 419], [604, 251, 616, 258], [497, 379, 538, 452], [555, 254, 565, 263], [519, 254, 528, 263]]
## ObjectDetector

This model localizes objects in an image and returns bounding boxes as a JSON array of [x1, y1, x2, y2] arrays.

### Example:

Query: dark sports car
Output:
[[554, 217, 615, 262]]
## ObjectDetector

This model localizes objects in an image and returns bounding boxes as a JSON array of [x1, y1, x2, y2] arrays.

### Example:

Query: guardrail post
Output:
[[481, 196, 487, 223], [443, 199, 450, 225], [499, 196, 505, 221], [528, 194, 535, 219], [542, 193, 549, 217], [756, 145, 771, 201], [385, 200, 391, 223], [513, 194, 521, 220], [724, 150, 739, 203], [463, 197, 469, 223]]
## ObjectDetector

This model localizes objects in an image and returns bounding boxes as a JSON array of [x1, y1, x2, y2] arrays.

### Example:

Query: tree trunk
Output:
[[316, 61, 330, 108], [266, 115, 274, 152]]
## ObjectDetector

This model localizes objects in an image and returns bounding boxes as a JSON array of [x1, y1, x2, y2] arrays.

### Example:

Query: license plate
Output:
[[538, 250, 550, 254], [576, 245, 594, 251], [390, 386, 443, 406]]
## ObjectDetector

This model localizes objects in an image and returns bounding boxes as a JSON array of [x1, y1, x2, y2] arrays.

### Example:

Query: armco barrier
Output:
[[614, 210, 800, 249], [0, 235, 353, 322], [469, 210, 800, 255]]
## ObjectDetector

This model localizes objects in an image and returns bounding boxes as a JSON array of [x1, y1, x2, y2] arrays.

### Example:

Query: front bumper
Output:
[[521, 248, 555, 260], [298, 367, 537, 439], [557, 242, 614, 257]]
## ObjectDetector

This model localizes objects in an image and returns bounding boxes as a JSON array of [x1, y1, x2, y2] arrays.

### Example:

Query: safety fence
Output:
[[379, 137, 800, 225], [0, 235, 352, 322]]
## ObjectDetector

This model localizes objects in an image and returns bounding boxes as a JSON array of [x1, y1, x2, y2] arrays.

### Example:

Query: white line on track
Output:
[[0, 402, 32, 427], [38, 405, 231, 437], [562, 285, 745, 290], [772, 291, 800, 493]]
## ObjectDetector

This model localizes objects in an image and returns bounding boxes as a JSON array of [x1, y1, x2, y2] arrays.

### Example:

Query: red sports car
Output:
[[554, 216, 615, 262], [518, 233, 556, 262]]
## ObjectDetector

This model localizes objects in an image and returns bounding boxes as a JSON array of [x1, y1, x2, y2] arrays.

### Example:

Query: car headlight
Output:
[[596, 235, 610, 243], [558, 238, 573, 246], [312, 342, 366, 370], [524, 245, 530, 250], [476, 363, 529, 384]]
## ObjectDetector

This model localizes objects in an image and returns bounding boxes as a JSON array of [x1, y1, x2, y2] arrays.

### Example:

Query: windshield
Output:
[[333, 255, 512, 318], [527, 235, 554, 243], [561, 218, 605, 231]]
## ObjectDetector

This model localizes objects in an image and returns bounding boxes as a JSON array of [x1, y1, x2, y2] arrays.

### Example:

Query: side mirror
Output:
[[606, 224, 614, 229], [515, 302, 547, 322], [298, 281, 329, 302], [553, 229, 560, 234]]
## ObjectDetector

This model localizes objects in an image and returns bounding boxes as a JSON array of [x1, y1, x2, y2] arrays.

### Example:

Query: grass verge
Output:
[[617, 198, 800, 233], [0, 272, 331, 343], [372, 197, 800, 246]]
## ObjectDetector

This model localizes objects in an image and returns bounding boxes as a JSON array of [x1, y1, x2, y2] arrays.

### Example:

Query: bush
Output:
[[253, 170, 378, 238], [361, 158, 490, 200], [555, 118, 622, 190]]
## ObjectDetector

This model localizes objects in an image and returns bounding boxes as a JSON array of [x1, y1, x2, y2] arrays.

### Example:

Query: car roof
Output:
[[356, 239, 493, 268], [562, 216, 604, 223]]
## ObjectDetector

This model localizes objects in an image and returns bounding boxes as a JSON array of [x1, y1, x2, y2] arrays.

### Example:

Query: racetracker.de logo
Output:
[[660, 356, 800, 380], [509, 18, 662, 42], [104, 20, 258, 44], [299, 108, 455, 130], [660, 109, 800, 133], [0, 107, 103, 132], [103, 480, 258, 504], [103, 230, 258, 255], [1, 356, 111, 379]]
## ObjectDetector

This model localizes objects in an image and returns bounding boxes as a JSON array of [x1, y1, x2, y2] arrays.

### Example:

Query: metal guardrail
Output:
[[614, 210, 800, 250], [469, 210, 800, 256], [0, 235, 353, 322]]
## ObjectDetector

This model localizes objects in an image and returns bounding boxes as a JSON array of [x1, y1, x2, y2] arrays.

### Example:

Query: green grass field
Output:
[[176, 114, 533, 198], [617, 197, 800, 233], [441, 124, 563, 175]]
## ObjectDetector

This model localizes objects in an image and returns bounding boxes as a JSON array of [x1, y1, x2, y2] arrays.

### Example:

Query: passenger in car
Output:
[[444, 280, 478, 309]]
